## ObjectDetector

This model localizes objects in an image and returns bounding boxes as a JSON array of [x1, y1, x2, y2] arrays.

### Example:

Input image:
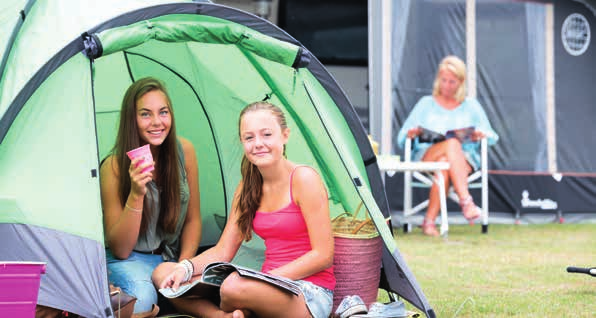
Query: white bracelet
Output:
[[176, 259, 193, 283], [183, 259, 194, 279], [125, 203, 142, 213], [174, 263, 190, 283]]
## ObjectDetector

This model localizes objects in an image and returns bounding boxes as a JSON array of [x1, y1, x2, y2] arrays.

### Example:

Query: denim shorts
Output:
[[295, 280, 333, 318], [106, 249, 165, 313]]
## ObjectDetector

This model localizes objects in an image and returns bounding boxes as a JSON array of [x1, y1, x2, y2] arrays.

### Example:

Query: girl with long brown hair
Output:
[[100, 77, 201, 315], [154, 101, 335, 318]]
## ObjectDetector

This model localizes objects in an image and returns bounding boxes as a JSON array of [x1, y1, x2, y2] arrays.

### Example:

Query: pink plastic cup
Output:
[[126, 144, 154, 173]]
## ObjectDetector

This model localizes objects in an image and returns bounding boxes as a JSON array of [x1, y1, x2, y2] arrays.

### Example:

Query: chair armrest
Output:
[[404, 137, 412, 163], [480, 137, 488, 173], [480, 137, 489, 225]]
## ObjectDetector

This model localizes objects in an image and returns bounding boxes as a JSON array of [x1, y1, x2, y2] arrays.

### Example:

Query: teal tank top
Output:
[[134, 140, 190, 260]]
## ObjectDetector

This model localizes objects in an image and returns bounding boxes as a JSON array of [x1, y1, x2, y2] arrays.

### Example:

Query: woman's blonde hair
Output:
[[432, 55, 467, 103]]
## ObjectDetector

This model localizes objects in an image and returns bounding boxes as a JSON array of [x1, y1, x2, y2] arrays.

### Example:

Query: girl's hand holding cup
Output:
[[127, 144, 155, 195]]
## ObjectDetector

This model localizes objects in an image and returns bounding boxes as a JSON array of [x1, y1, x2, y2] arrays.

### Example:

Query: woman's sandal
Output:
[[460, 196, 481, 222], [421, 219, 439, 237]]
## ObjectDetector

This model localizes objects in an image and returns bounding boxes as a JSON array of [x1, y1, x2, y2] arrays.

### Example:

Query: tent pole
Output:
[[466, 0, 476, 98], [367, 0, 379, 144], [380, 0, 393, 155], [367, 0, 393, 155], [545, 3, 557, 173]]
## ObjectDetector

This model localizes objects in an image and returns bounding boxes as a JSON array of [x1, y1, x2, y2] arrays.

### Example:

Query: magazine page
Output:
[[206, 263, 301, 296], [159, 276, 219, 299], [232, 265, 301, 295], [158, 262, 301, 298], [418, 127, 445, 143], [418, 126, 475, 143], [445, 126, 475, 143]]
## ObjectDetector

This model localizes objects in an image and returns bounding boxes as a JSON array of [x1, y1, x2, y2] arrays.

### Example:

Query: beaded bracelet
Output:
[[176, 259, 194, 283], [174, 263, 189, 283]]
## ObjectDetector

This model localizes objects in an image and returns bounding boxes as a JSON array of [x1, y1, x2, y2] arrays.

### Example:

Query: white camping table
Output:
[[377, 155, 451, 236]]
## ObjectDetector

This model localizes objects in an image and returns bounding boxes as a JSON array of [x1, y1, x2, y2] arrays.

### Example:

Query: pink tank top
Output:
[[253, 166, 335, 291]]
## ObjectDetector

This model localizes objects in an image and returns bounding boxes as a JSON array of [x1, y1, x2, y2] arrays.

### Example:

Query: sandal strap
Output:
[[459, 195, 473, 207], [421, 219, 439, 236], [421, 218, 435, 227]]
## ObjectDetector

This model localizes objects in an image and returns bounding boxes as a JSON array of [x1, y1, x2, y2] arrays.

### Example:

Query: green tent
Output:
[[0, 1, 434, 317]]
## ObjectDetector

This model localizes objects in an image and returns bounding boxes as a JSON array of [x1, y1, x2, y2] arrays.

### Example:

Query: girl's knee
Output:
[[219, 272, 248, 306], [436, 155, 448, 162], [445, 138, 461, 147], [445, 139, 464, 155], [128, 280, 158, 313]]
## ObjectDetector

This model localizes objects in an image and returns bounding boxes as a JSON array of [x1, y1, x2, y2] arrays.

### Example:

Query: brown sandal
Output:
[[421, 219, 439, 237], [460, 196, 481, 222]]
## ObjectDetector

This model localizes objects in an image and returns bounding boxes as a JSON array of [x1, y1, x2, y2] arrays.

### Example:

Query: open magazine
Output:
[[159, 262, 302, 298], [418, 126, 475, 143]]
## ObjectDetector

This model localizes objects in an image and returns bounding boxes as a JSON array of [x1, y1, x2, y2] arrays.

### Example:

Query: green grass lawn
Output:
[[385, 224, 596, 317]]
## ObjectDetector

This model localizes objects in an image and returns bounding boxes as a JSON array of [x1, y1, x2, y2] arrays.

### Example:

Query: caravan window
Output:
[[278, 0, 370, 131], [278, 0, 368, 66]]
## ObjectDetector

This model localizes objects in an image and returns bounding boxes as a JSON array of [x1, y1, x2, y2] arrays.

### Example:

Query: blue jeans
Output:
[[295, 280, 333, 318], [106, 249, 164, 314]]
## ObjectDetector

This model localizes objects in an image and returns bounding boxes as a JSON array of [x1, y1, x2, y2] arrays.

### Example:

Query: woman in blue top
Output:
[[397, 55, 498, 236]]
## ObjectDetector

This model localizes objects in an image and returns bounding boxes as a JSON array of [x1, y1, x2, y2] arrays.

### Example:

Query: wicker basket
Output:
[[332, 202, 382, 311]]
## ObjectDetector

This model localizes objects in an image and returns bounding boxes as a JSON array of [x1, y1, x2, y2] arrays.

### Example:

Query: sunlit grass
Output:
[[382, 224, 596, 317]]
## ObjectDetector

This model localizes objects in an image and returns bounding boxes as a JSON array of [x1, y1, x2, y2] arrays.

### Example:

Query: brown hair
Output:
[[236, 101, 288, 241], [432, 55, 467, 103], [112, 77, 181, 235]]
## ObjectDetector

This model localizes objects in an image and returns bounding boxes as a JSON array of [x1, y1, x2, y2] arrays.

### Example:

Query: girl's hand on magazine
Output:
[[160, 266, 187, 291]]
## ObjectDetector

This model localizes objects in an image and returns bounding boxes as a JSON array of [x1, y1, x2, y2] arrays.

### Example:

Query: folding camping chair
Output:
[[403, 137, 489, 233]]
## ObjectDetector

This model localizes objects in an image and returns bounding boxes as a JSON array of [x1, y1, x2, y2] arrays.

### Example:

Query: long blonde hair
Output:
[[432, 55, 467, 103], [236, 101, 288, 241]]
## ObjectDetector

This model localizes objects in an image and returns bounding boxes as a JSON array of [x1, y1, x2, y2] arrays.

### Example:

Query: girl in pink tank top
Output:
[[155, 101, 335, 318], [254, 165, 335, 291]]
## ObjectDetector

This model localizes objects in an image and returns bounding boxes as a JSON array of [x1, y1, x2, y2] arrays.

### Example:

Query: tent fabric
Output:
[[0, 1, 434, 317], [91, 16, 303, 67], [0, 0, 185, 118], [0, 224, 112, 317], [0, 0, 32, 83]]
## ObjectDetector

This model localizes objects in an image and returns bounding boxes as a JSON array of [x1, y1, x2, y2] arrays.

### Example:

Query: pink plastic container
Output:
[[126, 144, 155, 173], [0, 262, 47, 317]]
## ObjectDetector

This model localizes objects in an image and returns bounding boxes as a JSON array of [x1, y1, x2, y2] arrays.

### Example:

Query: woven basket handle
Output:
[[351, 218, 373, 235], [331, 202, 369, 231], [331, 212, 350, 223], [331, 201, 365, 223], [353, 201, 366, 220], [351, 201, 372, 234]]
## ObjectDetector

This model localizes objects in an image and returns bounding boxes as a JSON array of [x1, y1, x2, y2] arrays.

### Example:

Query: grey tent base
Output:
[[0, 224, 112, 317]]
